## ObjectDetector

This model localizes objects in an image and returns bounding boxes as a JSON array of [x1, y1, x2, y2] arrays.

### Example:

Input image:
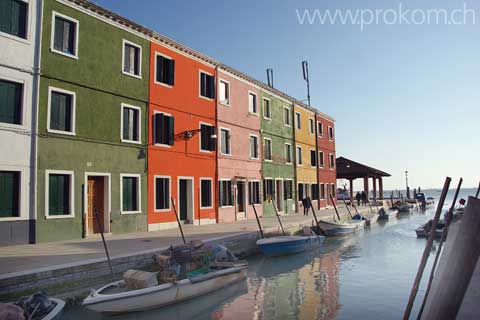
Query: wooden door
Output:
[[87, 176, 104, 234], [237, 181, 245, 214], [179, 180, 187, 221], [276, 180, 283, 212]]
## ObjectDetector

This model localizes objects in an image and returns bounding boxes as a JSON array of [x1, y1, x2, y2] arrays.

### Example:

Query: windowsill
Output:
[[220, 153, 232, 157], [45, 214, 75, 219], [329, 138, 334, 141], [121, 139, 141, 145], [120, 210, 141, 215], [248, 112, 259, 117], [0, 31, 30, 45], [264, 159, 273, 162], [200, 149, 214, 153], [319, 166, 324, 169], [297, 163, 303, 166], [285, 162, 293, 165], [263, 117, 272, 121], [284, 124, 291, 127], [200, 206, 213, 210], [219, 101, 231, 107], [220, 205, 233, 208], [50, 48, 78, 60], [0, 216, 27, 222], [122, 70, 142, 80], [154, 81, 173, 88], [0, 122, 27, 131], [296, 128, 302, 131], [318, 135, 323, 138], [154, 143, 172, 148], [47, 128, 76, 136], [154, 208, 171, 213], [199, 95, 214, 101], [250, 157, 259, 161]]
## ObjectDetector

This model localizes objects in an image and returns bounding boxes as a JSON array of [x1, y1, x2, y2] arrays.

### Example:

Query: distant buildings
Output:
[[0, 0, 336, 244]]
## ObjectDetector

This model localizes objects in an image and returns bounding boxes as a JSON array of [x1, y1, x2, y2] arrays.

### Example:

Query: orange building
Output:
[[316, 113, 337, 208], [147, 39, 217, 231]]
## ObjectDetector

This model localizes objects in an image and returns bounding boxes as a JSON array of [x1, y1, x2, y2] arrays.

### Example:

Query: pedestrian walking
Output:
[[301, 197, 311, 216]]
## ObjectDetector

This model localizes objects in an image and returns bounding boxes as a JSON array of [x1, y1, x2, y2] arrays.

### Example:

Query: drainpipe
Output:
[[214, 66, 219, 223], [292, 102, 298, 214], [314, 113, 320, 210]]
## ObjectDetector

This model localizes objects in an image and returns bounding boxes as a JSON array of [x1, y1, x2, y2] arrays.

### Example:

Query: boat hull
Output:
[[318, 220, 365, 236], [256, 235, 325, 257], [83, 267, 247, 314], [378, 209, 398, 220]]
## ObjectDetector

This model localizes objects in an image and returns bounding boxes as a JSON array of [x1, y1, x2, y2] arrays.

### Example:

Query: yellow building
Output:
[[293, 103, 319, 209]]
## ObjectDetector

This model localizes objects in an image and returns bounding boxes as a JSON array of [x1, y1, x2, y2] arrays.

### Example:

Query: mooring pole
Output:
[[271, 198, 286, 236], [251, 203, 264, 239], [94, 210, 115, 282], [330, 194, 341, 220], [309, 198, 322, 234], [171, 197, 186, 244], [343, 198, 353, 218], [475, 181, 480, 198], [417, 178, 463, 320], [403, 177, 451, 320]]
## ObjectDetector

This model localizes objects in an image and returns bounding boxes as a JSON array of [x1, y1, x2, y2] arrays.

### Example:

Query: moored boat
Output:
[[5, 294, 65, 320], [40, 298, 65, 320], [377, 208, 398, 220], [317, 219, 365, 236], [396, 203, 411, 213], [256, 235, 325, 257], [415, 220, 445, 239]]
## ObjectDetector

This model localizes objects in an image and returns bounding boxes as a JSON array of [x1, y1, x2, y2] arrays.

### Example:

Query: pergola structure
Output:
[[336, 157, 391, 200]]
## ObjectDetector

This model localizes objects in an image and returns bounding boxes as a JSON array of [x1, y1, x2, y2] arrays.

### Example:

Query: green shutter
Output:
[[0, 171, 19, 218]]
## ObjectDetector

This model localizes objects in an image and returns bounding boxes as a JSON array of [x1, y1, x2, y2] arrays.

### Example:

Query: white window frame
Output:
[[262, 97, 271, 120], [317, 121, 323, 137], [309, 118, 314, 135], [263, 177, 274, 201], [45, 170, 75, 219], [199, 69, 214, 101], [199, 121, 214, 153], [120, 103, 141, 144], [0, 0, 31, 43], [319, 151, 324, 168], [248, 91, 258, 115], [50, 11, 80, 60], [154, 175, 171, 212], [0, 75, 26, 130], [320, 183, 326, 199], [219, 126, 232, 156], [263, 137, 272, 162], [296, 146, 303, 165], [283, 106, 291, 127], [328, 126, 334, 140], [0, 168, 24, 221], [219, 179, 233, 208], [249, 134, 259, 160], [295, 112, 301, 130], [153, 110, 172, 148], [120, 173, 141, 214], [248, 180, 261, 205], [47, 86, 76, 136], [285, 143, 292, 164], [285, 178, 294, 200], [218, 78, 230, 106], [122, 39, 142, 79], [329, 153, 335, 170], [200, 177, 213, 209], [154, 51, 174, 88], [310, 149, 316, 167]]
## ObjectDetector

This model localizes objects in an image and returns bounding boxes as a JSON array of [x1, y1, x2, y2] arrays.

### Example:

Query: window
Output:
[[200, 71, 215, 99], [296, 146, 302, 165], [309, 118, 314, 134], [285, 143, 292, 164], [249, 135, 258, 159], [298, 183, 304, 200], [155, 53, 175, 86], [295, 112, 301, 130], [0, 171, 20, 218], [46, 171, 73, 218], [331, 184, 336, 197], [200, 123, 215, 151], [123, 40, 141, 78], [311, 184, 319, 200], [154, 176, 170, 211], [263, 98, 271, 120], [283, 107, 290, 126], [52, 12, 78, 58], [248, 181, 261, 204], [219, 180, 233, 207], [264, 138, 272, 161], [0, 0, 27, 39], [317, 121, 323, 136], [320, 184, 325, 199], [48, 87, 75, 135], [310, 150, 316, 167], [283, 180, 293, 200], [0, 79, 23, 125], [263, 178, 274, 201], [319, 151, 324, 167], [153, 112, 174, 146], [328, 126, 334, 140], [200, 179, 213, 208], [248, 92, 257, 114], [219, 79, 230, 105], [121, 104, 141, 143], [121, 175, 140, 213], [220, 128, 231, 155], [329, 154, 335, 169]]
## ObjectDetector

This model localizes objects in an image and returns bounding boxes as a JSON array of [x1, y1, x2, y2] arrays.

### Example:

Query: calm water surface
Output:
[[64, 189, 473, 320]]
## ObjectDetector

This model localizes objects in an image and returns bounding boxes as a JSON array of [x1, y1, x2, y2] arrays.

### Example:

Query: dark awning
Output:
[[336, 156, 391, 180]]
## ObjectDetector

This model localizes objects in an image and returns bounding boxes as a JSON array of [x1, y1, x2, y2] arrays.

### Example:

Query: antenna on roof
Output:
[[266, 68, 274, 88], [302, 60, 311, 106]]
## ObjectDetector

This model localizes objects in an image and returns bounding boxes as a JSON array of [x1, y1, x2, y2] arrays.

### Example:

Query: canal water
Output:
[[63, 189, 474, 320]]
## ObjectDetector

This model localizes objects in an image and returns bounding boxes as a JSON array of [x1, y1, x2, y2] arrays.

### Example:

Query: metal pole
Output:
[[171, 197, 186, 244], [251, 203, 264, 239], [330, 194, 341, 220], [403, 177, 451, 320], [271, 197, 286, 236], [94, 210, 115, 282]]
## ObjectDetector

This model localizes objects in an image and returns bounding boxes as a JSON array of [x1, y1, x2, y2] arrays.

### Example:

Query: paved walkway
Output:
[[0, 206, 370, 277]]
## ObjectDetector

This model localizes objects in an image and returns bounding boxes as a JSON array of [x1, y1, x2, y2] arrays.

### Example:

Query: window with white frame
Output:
[[48, 87, 75, 135], [52, 12, 79, 58], [154, 176, 170, 211], [283, 107, 290, 126], [200, 178, 213, 208], [283, 180, 293, 200], [298, 183, 304, 200], [296, 146, 302, 165], [220, 128, 231, 155], [249, 135, 258, 159], [123, 40, 141, 78], [248, 181, 261, 204], [319, 151, 324, 167], [263, 178, 274, 201], [219, 180, 233, 207], [248, 92, 257, 114], [0, 79, 23, 125], [46, 171, 74, 217], [153, 112, 174, 146], [219, 79, 230, 105], [0, 171, 20, 218], [317, 121, 323, 136], [263, 98, 271, 120], [200, 123, 215, 151], [155, 53, 175, 86], [328, 126, 334, 140], [285, 143, 292, 164], [329, 154, 335, 169], [311, 184, 319, 200], [264, 138, 272, 161], [320, 183, 325, 199], [309, 118, 314, 134], [1, 0, 27, 39], [121, 104, 141, 143], [121, 175, 140, 213], [200, 71, 215, 99], [295, 112, 301, 130], [310, 149, 317, 167]]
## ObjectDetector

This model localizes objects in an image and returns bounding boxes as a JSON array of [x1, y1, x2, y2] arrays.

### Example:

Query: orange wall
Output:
[[148, 41, 216, 225]]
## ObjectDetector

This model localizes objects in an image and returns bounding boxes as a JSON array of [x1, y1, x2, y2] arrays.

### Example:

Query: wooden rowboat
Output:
[[256, 235, 325, 257], [378, 208, 398, 220], [83, 265, 247, 315], [317, 219, 365, 236]]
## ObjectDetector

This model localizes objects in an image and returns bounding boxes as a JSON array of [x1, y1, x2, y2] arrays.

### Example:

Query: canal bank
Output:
[[0, 205, 370, 302]]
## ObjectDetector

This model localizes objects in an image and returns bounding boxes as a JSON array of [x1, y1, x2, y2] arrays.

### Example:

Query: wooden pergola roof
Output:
[[336, 157, 391, 180]]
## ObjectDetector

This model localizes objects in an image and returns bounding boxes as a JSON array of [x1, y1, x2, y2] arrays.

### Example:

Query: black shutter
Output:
[[156, 55, 163, 83], [168, 116, 174, 146], [168, 59, 175, 85], [208, 75, 215, 98], [209, 126, 216, 151], [154, 113, 163, 144]]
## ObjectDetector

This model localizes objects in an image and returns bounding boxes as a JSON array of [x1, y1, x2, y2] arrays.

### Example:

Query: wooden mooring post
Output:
[[251, 203, 264, 239], [171, 197, 186, 244]]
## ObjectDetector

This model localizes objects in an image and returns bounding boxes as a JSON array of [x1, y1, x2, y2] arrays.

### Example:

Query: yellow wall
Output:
[[294, 104, 317, 184]]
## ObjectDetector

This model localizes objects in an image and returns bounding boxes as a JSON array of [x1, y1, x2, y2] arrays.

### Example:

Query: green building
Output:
[[36, 0, 150, 242], [260, 90, 296, 217]]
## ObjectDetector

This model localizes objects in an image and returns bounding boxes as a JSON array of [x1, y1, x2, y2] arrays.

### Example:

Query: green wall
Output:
[[37, 0, 149, 242], [261, 92, 296, 217]]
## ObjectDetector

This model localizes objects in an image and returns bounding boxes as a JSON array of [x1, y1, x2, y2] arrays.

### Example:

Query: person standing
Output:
[[355, 192, 361, 206], [302, 197, 311, 216], [361, 191, 368, 206]]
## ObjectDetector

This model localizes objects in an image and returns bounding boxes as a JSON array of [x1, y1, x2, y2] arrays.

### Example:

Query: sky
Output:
[[94, 0, 479, 190]]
